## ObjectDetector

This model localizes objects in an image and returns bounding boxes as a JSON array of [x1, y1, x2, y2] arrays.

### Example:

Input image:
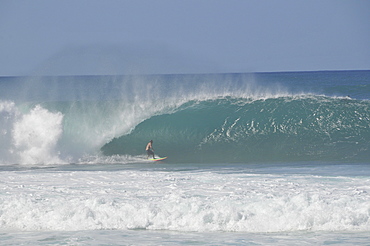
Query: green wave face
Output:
[[102, 96, 370, 163]]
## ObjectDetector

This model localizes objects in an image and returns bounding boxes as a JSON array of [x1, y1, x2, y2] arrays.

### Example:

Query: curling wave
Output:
[[102, 95, 370, 163]]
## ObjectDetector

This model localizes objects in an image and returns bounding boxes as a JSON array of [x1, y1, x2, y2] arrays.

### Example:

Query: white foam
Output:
[[0, 101, 65, 165], [77, 154, 151, 164], [0, 169, 369, 232]]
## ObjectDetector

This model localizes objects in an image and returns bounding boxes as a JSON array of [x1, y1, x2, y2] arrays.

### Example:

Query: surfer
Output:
[[146, 140, 155, 159]]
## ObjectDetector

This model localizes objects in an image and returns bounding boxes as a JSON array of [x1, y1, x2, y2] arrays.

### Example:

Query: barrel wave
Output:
[[1, 71, 369, 165], [102, 95, 370, 163]]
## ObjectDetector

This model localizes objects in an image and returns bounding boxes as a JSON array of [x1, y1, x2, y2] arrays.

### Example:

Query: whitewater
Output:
[[0, 71, 370, 245]]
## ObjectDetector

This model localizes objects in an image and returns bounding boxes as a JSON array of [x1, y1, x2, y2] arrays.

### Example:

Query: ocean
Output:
[[0, 70, 369, 245]]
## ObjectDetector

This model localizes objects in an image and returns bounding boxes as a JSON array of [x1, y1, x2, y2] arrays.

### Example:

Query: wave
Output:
[[0, 73, 291, 165], [1, 72, 369, 165], [102, 95, 370, 163]]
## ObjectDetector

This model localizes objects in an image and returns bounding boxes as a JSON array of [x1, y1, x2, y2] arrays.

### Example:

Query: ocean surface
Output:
[[0, 71, 369, 245]]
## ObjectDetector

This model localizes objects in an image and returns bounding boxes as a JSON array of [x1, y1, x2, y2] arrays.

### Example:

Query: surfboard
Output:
[[149, 157, 167, 161]]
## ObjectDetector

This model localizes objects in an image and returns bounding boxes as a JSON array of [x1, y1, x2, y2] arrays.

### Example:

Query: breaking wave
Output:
[[102, 95, 370, 163]]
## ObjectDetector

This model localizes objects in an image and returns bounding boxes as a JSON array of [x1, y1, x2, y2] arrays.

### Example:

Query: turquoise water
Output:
[[103, 95, 370, 163]]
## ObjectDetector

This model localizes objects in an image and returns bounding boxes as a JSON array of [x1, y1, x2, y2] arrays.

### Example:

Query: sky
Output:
[[0, 0, 369, 76]]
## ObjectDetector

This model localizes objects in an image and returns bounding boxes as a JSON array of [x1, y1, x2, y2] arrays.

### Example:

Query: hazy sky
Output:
[[1, 0, 369, 76]]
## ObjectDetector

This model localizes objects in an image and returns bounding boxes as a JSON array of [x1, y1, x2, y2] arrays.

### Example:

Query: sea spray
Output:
[[0, 101, 18, 163]]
